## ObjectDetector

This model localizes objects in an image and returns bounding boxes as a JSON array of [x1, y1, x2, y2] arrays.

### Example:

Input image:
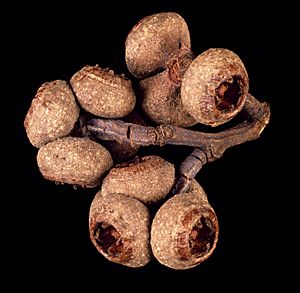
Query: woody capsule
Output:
[[125, 12, 249, 127], [23, 11, 270, 270]]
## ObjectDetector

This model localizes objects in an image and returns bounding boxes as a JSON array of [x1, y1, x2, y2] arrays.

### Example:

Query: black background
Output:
[[2, 1, 299, 291]]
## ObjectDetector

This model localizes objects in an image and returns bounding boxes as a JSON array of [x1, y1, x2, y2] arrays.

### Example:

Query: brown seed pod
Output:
[[89, 192, 151, 267], [125, 12, 191, 78], [140, 45, 196, 127], [181, 48, 249, 126], [101, 111, 146, 163], [151, 180, 219, 270], [70, 65, 136, 118], [37, 137, 113, 187], [101, 156, 175, 204], [24, 80, 80, 148]]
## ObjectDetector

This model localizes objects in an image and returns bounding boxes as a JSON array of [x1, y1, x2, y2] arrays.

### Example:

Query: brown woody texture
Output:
[[151, 180, 219, 269], [89, 192, 151, 267], [24, 80, 79, 148], [181, 48, 249, 126], [101, 156, 175, 204], [37, 137, 113, 188], [70, 65, 136, 118], [125, 12, 191, 78]]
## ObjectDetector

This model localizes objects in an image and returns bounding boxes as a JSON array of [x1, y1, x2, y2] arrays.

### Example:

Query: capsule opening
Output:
[[189, 216, 216, 257], [215, 76, 243, 112], [93, 222, 123, 257]]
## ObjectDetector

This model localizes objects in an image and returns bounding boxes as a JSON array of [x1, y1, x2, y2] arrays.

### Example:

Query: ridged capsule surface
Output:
[[70, 65, 136, 118], [140, 46, 196, 127], [181, 48, 249, 126], [89, 192, 151, 267], [37, 137, 113, 187], [101, 156, 175, 204], [126, 12, 191, 78], [24, 80, 79, 148], [151, 180, 219, 269]]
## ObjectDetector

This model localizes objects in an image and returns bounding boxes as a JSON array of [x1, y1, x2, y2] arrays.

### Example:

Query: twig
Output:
[[86, 94, 270, 195], [170, 94, 270, 194], [86, 94, 270, 160]]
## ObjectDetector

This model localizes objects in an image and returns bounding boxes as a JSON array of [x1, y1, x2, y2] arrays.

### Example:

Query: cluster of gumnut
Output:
[[25, 12, 253, 269]]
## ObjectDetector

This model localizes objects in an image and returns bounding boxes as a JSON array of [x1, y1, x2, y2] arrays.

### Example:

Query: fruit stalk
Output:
[[86, 94, 270, 160]]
